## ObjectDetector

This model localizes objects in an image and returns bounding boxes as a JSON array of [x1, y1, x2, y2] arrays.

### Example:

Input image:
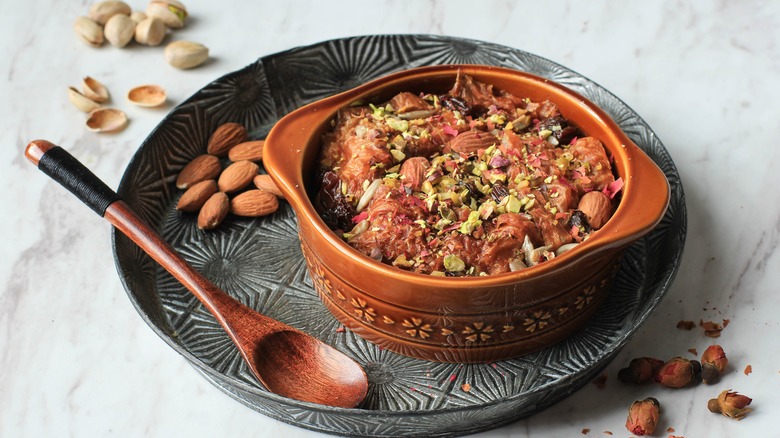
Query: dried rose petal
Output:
[[677, 320, 696, 330], [654, 357, 701, 388], [708, 390, 753, 420], [700, 319, 724, 337], [625, 397, 660, 436]]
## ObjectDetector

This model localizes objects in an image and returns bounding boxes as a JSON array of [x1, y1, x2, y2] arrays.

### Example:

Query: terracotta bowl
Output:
[[263, 64, 669, 363]]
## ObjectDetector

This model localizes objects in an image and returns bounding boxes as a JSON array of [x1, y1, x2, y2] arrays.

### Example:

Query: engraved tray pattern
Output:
[[114, 35, 686, 437]]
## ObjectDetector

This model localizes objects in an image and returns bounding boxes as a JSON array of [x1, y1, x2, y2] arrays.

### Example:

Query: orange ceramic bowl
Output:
[[263, 65, 669, 363]]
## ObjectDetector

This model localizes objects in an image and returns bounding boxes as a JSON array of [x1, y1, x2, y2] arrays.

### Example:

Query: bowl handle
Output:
[[602, 139, 670, 249]]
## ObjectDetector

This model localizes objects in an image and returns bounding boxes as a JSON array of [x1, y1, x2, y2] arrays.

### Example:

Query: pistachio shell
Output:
[[130, 11, 147, 24], [164, 40, 208, 69], [88, 1, 132, 25], [134, 17, 166, 46], [68, 87, 102, 112], [127, 84, 166, 107], [104, 14, 135, 47], [73, 16, 104, 47], [86, 108, 128, 133], [81, 76, 109, 103], [146, 0, 187, 29]]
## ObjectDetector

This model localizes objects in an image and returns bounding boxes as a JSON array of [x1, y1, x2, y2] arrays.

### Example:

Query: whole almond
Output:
[[253, 174, 284, 198], [448, 130, 498, 155], [218, 160, 258, 193], [228, 140, 264, 162], [230, 190, 279, 217], [578, 191, 613, 229], [207, 122, 247, 156], [176, 154, 221, 189], [177, 179, 217, 212], [399, 156, 430, 191], [198, 192, 229, 230]]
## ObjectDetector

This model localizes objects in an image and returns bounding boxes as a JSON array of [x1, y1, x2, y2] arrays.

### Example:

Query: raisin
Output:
[[439, 95, 470, 115], [316, 171, 356, 231], [490, 183, 509, 203], [569, 210, 592, 232]]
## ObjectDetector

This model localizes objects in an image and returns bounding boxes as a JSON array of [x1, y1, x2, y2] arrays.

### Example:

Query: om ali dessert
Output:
[[314, 72, 623, 277]]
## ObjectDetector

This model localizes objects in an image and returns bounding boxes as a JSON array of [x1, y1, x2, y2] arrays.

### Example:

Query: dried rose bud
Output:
[[654, 357, 701, 388], [618, 357, 665, 384], [707, 390, 753, 420], [700, 345, 728, 384], [625, 397, 660, 436]]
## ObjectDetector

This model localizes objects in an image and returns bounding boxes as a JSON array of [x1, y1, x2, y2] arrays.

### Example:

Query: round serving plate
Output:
[[113, 35, 686, 437]]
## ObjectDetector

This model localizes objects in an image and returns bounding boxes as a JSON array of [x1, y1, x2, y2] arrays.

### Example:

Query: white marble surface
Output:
[[2, 1, 778, 436]]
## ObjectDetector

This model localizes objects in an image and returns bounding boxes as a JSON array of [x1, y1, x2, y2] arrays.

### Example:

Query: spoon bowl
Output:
[[25, 139, 368, 409]]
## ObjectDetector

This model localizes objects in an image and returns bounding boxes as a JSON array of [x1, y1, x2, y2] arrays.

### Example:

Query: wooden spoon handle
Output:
[[24, 140, 242, 321]]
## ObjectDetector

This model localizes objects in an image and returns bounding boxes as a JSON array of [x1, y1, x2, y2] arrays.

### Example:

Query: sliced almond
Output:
[[207, 122, 247, 156], [227, 140, 264, 162], [177, 179, 217, 212], [253, 174, 284, 198], [230, 190, 279, 217], [218, 160, 258, 193], [81, 76, 109, 103], [198, 192, 229, 230], [127, 84, 166, 107], [85, 108, 128, 133], [68, 86, 102, 113], [176, 154, 221, 189]]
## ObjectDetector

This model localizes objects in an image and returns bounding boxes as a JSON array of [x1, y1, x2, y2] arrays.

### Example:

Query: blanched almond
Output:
[[176, 179, 217, 212], [176, 154, 221, 189], [228, 140, 264, 162], [230, 190, 279, 217], [197, 192, 229, 230], [218, 160, 258, 193], [253, 174, 283, 198]]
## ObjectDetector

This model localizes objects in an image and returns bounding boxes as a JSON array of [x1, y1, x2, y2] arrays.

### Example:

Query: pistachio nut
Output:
[[164, 40, 208, 69], [86, 108, 128, 133], [81, 76, 109, 103], [146, 0, 187, 29], [104, 14, 135, 47], [135, 17, 166, 46], [68, 87, 102, 113], [130, 11, 147, 24], [73, 16, 104, 47], [88, 1, 132, 25]]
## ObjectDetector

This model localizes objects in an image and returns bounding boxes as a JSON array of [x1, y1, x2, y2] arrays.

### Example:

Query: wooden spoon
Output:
[[25, 140, 368, 408]]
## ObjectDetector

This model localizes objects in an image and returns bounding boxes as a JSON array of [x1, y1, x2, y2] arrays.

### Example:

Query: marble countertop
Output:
[[2, 1, 777, 436]]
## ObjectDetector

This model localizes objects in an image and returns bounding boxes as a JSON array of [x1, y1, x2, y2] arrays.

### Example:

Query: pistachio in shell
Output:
[[135, 17, 166, 46], [104, 14, 136, 48], [130, 11, 147, 24], [68, 87, 102, 113], [164, 41, 208, 69], [86, 108, 128, 133], [146, 0, 187, 29], [73, 16, 104, 47], [81, 76, 109, 103], [88, 1, 132, 25], [127, 84, 167, 107]]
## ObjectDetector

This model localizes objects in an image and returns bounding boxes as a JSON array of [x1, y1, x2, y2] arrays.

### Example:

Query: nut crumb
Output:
[[676, 320, 695, 330], [581, 428, 590, 435], [687, 348, 698, 356], [591, 372, 607, 389], [744, 364, 752, 375], [667, 427, 675, 432], [603, 431, 612, 436]]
